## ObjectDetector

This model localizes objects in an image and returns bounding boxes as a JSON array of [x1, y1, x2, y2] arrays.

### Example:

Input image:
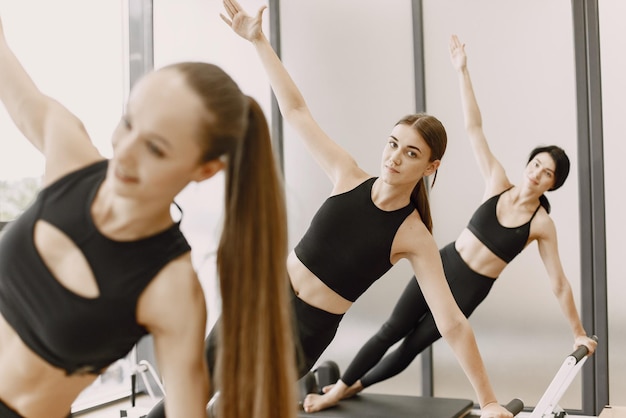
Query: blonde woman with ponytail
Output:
[[217, 2, 511, 418], [0, 11, 296, 418]]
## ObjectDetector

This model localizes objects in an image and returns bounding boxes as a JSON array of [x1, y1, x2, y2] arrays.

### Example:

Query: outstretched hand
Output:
[[220, 0, 266, 42], [449, 34, 467, 72]]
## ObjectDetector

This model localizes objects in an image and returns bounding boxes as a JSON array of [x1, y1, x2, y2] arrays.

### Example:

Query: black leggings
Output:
[[289, 285, 344, 378], [341, 242, 495, 388], [204, 286, 343, 379], [147, 285, 344, 418]]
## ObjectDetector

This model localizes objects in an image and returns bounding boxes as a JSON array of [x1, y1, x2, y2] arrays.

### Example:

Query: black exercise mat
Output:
[[298, 393, 474, 418]]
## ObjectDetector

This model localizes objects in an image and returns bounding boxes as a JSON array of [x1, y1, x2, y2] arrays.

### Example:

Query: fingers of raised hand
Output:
[[219, 13, 232, 26], [223, 0, 238, 19]]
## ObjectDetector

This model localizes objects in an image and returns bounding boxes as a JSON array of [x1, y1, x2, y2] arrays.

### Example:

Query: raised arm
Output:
[[449, 35, 507, 192], [404, 226, 511, 418], [0, 16, 102, 185], [535, 216, 597, 355], [221, 0, 359, 185]]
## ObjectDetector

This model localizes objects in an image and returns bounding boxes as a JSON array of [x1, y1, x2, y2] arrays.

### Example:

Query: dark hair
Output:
[[528, 145, 570, 214], [166, 62, 297, 418], [395, 113, 447, 233]]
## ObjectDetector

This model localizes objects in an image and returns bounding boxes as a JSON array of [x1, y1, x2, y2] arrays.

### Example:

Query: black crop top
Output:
[[294, 177, 415, 302], [0, 160, 191, 375], [467, 188, 540, 263]]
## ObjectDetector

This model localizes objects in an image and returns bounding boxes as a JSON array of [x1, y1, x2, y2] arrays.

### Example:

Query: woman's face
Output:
[[523, 152, 556, 192], [380, 123, 440, 187], [108, 69, 222, 202]]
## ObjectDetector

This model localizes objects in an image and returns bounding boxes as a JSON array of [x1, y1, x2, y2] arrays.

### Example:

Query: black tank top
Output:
[[0, 160, 191, 375], [467, 188, 541, 263], [294, 178, 415, 302]]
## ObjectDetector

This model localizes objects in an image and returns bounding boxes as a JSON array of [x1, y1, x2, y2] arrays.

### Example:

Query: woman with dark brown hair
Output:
[[0, 13, 296, 418]]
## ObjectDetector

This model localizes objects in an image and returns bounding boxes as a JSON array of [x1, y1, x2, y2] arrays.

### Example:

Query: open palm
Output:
[[221, 0, 266, 42], [449, 34, 467, 72]]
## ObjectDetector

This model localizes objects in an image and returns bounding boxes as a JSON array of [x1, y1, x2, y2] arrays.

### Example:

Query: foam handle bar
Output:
[[505, 398, 524, 416], [570, 335, 598, 362]]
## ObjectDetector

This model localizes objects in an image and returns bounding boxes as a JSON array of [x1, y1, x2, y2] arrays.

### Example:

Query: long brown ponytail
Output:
[[169, 62, 297, 418], [216, 97, 296, 418], [396, 114, 447, 233]]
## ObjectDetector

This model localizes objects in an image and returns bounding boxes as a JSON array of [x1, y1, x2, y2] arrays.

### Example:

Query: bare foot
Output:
[[302, 380, 360, 412], [322, 380, 364, 399]]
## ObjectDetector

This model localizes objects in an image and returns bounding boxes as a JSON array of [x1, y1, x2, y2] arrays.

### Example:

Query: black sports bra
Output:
[[294, 178, 415, 302], [467, 188, 540, 263]]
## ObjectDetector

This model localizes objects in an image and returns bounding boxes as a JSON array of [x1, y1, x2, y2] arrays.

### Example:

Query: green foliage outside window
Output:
[[0, 177, 40, 222]]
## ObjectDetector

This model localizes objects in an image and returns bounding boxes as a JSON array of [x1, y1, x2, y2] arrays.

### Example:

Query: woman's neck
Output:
[[90, 181, 174, 240], [371, 178, 413, 211], [506, 185, 542, 210]]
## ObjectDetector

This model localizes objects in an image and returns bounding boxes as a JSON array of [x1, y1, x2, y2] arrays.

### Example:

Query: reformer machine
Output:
[[298, 394, 523, 418], [297, 360, 523, 418], [121, 339, 594, 418], [526, 338, 596, 418], [297, 336, 596, 418]]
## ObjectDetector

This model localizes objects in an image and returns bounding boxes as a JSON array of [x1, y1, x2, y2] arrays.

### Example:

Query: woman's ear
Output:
[[424, 159, 441, 177], [193, 159, 225, 182]]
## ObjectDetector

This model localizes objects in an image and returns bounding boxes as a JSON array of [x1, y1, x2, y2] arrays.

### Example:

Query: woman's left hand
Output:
[[575, 335, 598, 356], [449, 34, 468, 72], [220, 0, 266, 43]]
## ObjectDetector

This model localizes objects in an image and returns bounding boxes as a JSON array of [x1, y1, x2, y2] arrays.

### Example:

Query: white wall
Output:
[[599, 0, 626, 407]]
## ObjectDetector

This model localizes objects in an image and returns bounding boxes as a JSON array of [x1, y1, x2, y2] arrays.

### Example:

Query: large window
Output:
[[0, 0, 125, 411]]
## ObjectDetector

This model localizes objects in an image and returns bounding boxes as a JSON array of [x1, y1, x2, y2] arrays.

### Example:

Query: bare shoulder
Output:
[[400, 210, 430, 235], [483, 177, 514, 201], [530, 207, 557, 242], [331, 165, 371, 195], [137, 253, 206, 332], [392, 211, 437, 259]]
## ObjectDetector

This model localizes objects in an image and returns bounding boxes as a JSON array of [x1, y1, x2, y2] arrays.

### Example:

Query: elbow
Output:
[[438, 313, 470, 341], [551, 276, 571, 298], [282, 102, 311, 125], [465, 123, 483, 135]]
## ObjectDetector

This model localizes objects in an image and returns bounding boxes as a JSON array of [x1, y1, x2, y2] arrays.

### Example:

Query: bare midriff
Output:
[[287, 251, 353, 315], [0, 314, 98, 418], [455, 228, 508, 279]]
